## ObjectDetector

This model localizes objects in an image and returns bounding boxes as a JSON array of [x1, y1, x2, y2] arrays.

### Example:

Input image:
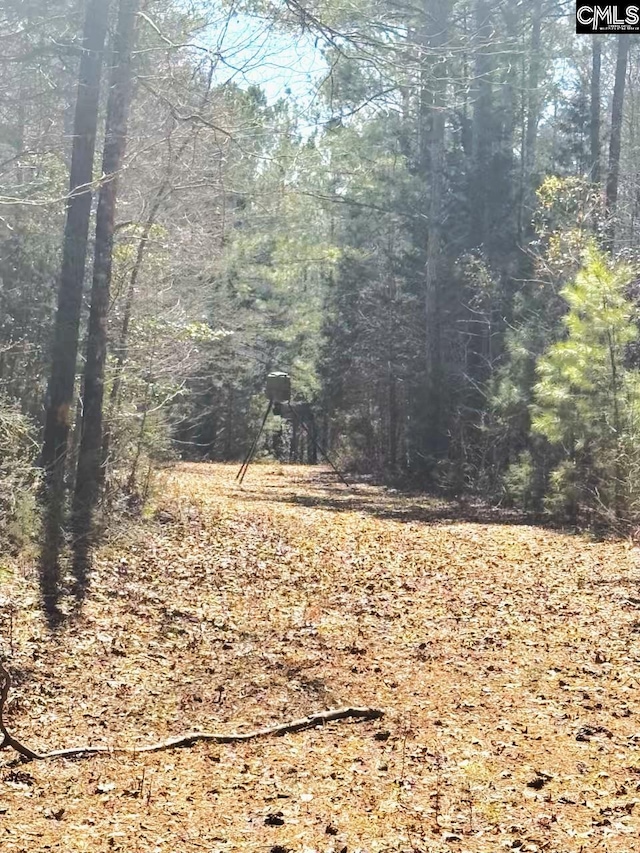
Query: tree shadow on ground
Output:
[[235, 469, 558, 530], [38, 502, 65, 629], [38, 502, 96, 630], [70, 523, 92, 606]]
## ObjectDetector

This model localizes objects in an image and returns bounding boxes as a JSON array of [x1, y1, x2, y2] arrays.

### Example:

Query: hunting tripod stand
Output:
[[235, 373, 349, 487]]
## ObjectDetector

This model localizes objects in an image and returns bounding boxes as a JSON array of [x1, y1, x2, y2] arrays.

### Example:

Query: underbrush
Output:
[[0, 399, 40, 554]]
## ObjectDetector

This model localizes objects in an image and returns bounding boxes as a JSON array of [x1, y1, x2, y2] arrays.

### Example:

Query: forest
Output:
[[4, 0, 640, 571], [3, 2, 640, 851], [2, 0, 640, 568]]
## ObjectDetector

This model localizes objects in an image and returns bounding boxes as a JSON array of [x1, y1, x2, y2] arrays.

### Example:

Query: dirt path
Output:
[[1, 463, 640, 852]]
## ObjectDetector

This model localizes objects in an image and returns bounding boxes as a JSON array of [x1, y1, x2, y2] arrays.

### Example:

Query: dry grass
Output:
[[1, 462, 640, 852]]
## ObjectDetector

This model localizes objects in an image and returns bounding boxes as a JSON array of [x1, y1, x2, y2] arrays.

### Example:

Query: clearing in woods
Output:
[[1, 463, 640, 852]]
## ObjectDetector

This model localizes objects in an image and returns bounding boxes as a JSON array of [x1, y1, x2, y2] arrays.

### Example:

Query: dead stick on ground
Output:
[[0, 663, 384, 761]]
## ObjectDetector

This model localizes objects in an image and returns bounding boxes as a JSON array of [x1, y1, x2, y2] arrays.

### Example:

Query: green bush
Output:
[[503, 451, 536, 510]]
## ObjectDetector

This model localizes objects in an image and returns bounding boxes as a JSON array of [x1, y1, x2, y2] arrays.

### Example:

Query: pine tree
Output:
[[532, 246, 640, 522]]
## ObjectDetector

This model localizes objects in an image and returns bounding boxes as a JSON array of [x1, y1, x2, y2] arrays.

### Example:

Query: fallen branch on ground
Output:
[[0, 662, 383, 761]]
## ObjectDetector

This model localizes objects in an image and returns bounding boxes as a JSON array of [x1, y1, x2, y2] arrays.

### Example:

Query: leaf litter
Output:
[[1, 463, 640, 851]]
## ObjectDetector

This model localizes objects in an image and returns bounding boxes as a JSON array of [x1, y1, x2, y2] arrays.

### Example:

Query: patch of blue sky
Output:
[[195, 8, 330, 132]]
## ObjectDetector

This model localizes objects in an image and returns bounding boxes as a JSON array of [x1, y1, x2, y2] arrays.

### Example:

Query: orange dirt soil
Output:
[[1, 463, 640, 852]]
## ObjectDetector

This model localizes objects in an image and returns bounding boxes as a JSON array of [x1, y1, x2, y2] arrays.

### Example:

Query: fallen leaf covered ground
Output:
[[2, 462, 640, 852]]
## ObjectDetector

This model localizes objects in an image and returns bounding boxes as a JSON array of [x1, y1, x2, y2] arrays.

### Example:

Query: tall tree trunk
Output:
[[501, 2, 519, 248], [224, 385, 234, 460], [307, 409, 318, 465], [73, 0, 139, 550], [386, 270, 399, 469], [41, 0, 111, 475], [470, 0, 493, 249], [290, 415, 298, 463], [39, 0, 110, 612], [606, 34, 630, 251], [388, 369, 398, 468], [523, 0, 542, 175], [422, 0, 449, 461], [590, 38, 601, 185], [519, 0, 542, 233]]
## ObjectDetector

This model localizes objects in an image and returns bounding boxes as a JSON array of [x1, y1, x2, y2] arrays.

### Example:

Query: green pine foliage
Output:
[[531, 246, 640, 523]]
